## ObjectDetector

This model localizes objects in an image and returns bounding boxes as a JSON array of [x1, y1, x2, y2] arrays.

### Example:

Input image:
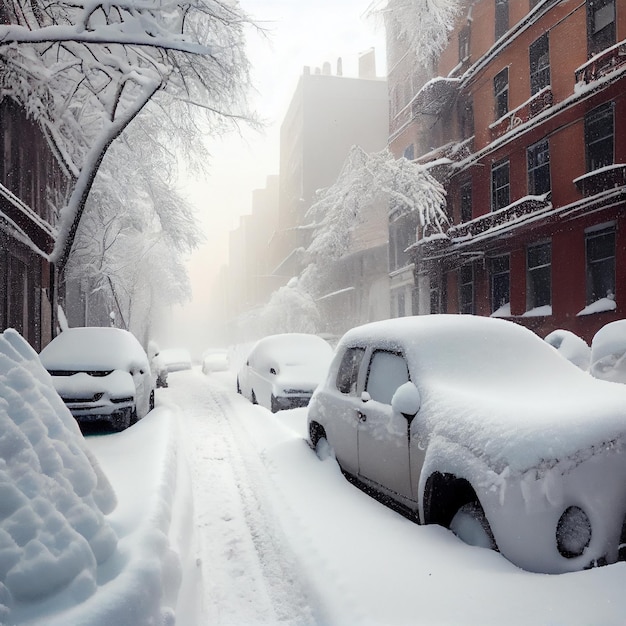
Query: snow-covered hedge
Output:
[[0, 329, 118, 622]]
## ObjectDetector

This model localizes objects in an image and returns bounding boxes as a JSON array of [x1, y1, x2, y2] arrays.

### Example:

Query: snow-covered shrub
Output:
[[0, 329, 118, 621]]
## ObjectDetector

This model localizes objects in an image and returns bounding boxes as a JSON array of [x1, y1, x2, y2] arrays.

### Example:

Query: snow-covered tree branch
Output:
[[306, 145, 448, 267], [0, 0, 254, 273], [370, 0, 461, 64]]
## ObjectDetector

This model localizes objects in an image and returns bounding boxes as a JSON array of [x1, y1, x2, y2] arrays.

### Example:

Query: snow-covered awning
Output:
[[411, 76, 460, 116]]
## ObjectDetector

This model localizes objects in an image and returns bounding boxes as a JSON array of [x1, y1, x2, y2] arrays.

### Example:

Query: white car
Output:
[[590, 319, 626, 384], [39, 327, 155, 431], [201, 349, 229, 374], [307, 315, 626, 574], [237, 333, 333, 412], [160, 348, 193, 373]]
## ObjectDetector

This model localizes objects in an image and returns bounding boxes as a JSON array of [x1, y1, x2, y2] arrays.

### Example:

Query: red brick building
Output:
[[394, 0, 626, 343], [0, 97, 70, 349]]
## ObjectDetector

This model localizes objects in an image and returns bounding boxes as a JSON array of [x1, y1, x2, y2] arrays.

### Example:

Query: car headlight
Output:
[[556, 506, 591, 558]]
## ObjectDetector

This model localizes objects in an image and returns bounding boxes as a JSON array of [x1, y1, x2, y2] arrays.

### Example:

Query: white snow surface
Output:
[[7, 328, 626, 624], [544, 328, 591, 371]]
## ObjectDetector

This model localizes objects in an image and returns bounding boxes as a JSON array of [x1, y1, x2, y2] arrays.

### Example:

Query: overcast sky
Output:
[[164, 0, 386, 352]]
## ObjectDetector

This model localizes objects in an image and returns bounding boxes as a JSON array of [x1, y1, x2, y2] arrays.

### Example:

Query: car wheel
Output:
[[149, 390, 155, 411], [270, 394, 279, 413], [236, 377, 242, 394], [251, 390, 257, 404], [449, 501, 496, 550], [112, 408, 132, 432]]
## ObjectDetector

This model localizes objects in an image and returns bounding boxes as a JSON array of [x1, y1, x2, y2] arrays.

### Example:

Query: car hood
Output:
[[418, 372, 626, 475], [50, 370, 135, 399]]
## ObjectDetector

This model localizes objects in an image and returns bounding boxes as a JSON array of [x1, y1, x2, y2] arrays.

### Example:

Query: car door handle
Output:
[[358, 411, 366, 423]]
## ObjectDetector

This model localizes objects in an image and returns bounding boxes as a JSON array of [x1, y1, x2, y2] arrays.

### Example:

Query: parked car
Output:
[[544, 328, 591, 370], [590, 319, 626, 384], [39, 327, 155, 431], [148, 340, 168, 388], [201, 349, 229, 375], [307, 315, 626, 574], [237, 333, 333, 412], [160, 348, 192, 373]]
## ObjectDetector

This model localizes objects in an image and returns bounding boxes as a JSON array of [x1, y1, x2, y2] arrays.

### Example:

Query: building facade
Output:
[[0, 97, 69, 350], [402, 0, 626, 343]]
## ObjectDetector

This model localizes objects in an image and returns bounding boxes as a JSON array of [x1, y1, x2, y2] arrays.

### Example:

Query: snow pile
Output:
[[544, 328, 591, 370], [591, 319, 626, 383], [0, 329, 117, 623]]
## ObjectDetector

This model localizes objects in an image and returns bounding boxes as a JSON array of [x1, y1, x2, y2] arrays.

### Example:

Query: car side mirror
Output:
[[391, 382, 421, 420], [360, 391, 371, 403]]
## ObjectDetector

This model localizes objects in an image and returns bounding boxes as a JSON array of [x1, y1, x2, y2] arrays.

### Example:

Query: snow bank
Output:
[[0, 329, 117, 624]]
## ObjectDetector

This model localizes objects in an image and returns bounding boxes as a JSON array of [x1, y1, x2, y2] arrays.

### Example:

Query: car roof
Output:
[[39, 327, 147, 370]]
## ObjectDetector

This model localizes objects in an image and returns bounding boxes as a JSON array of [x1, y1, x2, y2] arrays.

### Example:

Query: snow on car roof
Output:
[[337, 315, 626, 473], [250, 333, 333, 363], [39, 327, 147, 371]]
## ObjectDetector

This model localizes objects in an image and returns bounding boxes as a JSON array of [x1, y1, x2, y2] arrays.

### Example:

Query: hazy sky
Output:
[[164, 0, 386, 352]]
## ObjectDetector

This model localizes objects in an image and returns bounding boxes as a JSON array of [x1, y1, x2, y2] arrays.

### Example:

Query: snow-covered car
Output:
[[201, 349, 229, 374], [39, 327, 155, 431], [148, 340, 168, 388], [590, 320, 626, 384], [544, 328, 591, 370], [160, 348, 193, 373], [237, 333, 333, 412], [307, 315, 626, 574]]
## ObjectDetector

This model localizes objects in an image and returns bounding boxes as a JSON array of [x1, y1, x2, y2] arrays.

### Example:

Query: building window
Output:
[[430, 272, 446, 314], [460, 97, 474, 137], [586, 224, 615, 303], [491, 159, 510, 212], [389, 211, 418, 272], [490, 255, 510, 313], [459, 265, 474, 314], [587, 0, 616, 57], [495, 0, 509, 40], [493, 68, 509, 119], [529, 33, 550, 95], [460, 181, 473, 222], [459, 26, 470, 61], [527, 242, 551, 310], [527, 139, 551, 195], [585, 102, 614, 172]]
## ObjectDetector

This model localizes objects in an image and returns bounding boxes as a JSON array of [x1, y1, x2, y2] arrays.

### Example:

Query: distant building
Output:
[[271, 50, 390, 334], [395, 0, 626, 343], [0, 97, 70, 350]]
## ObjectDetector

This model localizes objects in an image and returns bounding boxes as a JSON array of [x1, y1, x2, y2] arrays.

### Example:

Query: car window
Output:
[[336, 347, 365, 394], [365, 351, 410, 405]]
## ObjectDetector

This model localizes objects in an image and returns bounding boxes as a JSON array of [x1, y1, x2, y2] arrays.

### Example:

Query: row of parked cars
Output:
[[237, 317, 626, 575]]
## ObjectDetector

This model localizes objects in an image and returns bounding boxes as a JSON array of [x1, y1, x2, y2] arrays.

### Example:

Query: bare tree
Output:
[[0, 0, 254, 274]]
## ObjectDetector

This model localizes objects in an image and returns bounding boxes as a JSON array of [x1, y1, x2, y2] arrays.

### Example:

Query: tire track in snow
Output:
[[164, 370, 316, 626]]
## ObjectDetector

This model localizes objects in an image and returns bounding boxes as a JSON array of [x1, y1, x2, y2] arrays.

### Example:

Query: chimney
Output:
[[358, 48, 376, 79]]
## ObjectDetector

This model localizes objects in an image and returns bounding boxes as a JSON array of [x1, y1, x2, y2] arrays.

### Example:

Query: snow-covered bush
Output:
[[0, 330, 117, 621]]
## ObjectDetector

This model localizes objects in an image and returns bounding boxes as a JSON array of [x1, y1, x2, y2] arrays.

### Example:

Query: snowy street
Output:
[[149, 368, 626, 626]]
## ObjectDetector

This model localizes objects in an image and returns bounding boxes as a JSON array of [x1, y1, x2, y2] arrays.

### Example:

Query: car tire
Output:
[[270, 394, 279, 413], [236, 378, 242, 394], [149, 390, 155, 411], [449, 501, 496, 550], [251, 390, 257, 405], [112, 408, 132, 432]]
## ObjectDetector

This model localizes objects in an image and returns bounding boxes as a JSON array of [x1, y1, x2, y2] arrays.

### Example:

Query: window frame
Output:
[[491, 159, 510, 212], [585, 102, 614, 172], [527, 138, 551, 196], [335, 346, 366, 395], [495, 0, 509, 40], [526, 241, 552, 310], [529, 33, 550, 95], [587, 0, 616, 57], [490, 254, 510, 313], [585, 224, 616, 304], [493, 67, 509, 119], [460, 181, 473, 223]]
